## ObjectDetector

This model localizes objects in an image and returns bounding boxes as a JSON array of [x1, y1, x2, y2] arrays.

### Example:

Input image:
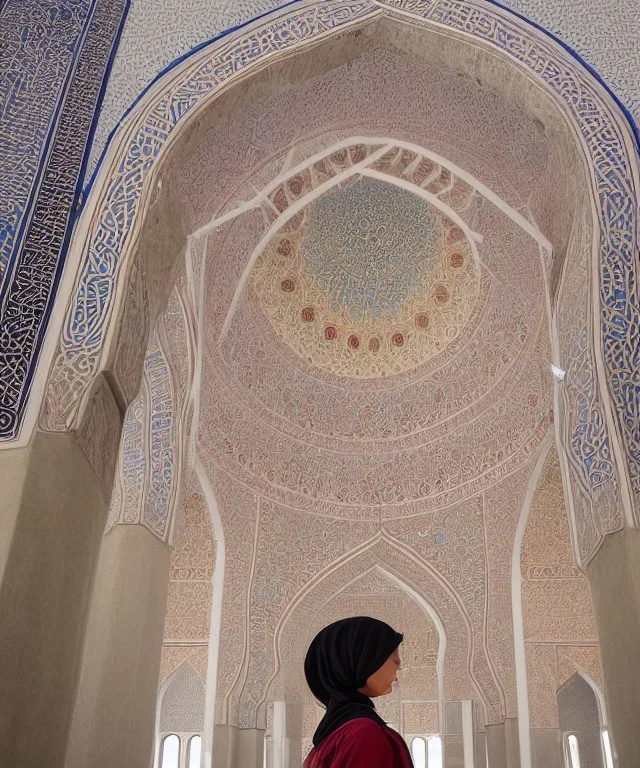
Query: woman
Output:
[[303, 616, 414, 768]]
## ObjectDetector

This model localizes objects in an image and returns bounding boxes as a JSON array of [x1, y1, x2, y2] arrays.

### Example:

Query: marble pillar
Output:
[[65, 524, 171, 768], [0, 429, 112, 766], [485, 723, 508, 768], [505, 719, 521, 768], [445, 736, 465, 768], [587, 529, 640, 768]]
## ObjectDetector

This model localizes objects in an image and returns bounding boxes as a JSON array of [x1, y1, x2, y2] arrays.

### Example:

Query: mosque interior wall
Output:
[[1, 1, 639, 767]]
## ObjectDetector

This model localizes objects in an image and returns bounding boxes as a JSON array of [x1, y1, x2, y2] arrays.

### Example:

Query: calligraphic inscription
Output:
[[0, 0, 129, 439]]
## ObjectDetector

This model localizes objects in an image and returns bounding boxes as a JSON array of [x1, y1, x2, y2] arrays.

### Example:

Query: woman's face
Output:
[[358, 647, 401, 698]]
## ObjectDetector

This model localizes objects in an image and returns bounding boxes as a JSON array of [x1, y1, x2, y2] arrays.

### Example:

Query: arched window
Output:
[[602, 730, 614, 768], [188, 735, 202, 768], [427, 735, 443, 768], [566, 734, 581, 768], [160, 735, 180, 768], [410, 737, 426, 768]]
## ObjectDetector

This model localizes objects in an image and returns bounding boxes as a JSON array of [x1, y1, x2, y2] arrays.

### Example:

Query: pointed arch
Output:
[[25, 0, 636, 573], [227, 531, 503, 730]]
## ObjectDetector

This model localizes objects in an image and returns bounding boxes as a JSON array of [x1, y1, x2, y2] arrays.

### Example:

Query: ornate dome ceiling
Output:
[[183, 32, 569, 518], [251, 174, 479, 378]]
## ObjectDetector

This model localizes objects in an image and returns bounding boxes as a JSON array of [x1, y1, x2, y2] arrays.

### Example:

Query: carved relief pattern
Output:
[[160, 646, 203, 688], [391, 499, 505, 719], [105, 335, 177, 538], [41, 0, 376, 432], [0, 0, 129, 440], [522, 447, 601, 729], [38, 0, 638, 532], [143, 343, 176, 537], [159, 662, 206, 733], [556, 646, 602, 692], [556, 204, 623, 560], [203, 322, 551, 517], [482, 466, 534, 718], [377, 0, 640, 506], [105, 271, 197, 540], [0, 0, 89, 282], [200, 461, 259, 727], [226, 517, 498, 729], [110, 259, 151, 407], [163, 483, 215, 644]]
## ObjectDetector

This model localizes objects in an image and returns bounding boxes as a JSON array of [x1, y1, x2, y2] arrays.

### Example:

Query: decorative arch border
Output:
[[557, 670, 608, 730], [153, 660, 206, 768], [105, 243, 201, 542], [23, 0, 638, 516], [511, 429, 555, 768], [247, 531, 503, 729], [194, 457, 227, 768]]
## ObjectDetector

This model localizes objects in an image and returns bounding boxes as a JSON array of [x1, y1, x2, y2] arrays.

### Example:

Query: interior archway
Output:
[[3, 3, 638, 768]]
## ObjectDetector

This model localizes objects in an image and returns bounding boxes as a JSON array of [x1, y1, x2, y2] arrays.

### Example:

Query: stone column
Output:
[[285, 698, 303, 768], [505, 719, 521, 768], [0, 427, 115, 766], [485, 720, 521, 768], [65, 524, 171, 768], [444, 736, 465, 768], [586, 529, 640, 768], [211, 726, 265, 768], [238, 728, 266, 768], [485, 723, 507, 768], [212, 724, 237, 768], [530, 729, 562, 768]]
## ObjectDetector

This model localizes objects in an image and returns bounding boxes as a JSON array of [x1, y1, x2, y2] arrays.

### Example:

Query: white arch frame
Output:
[[195, 458, 227, 768], [153, 661, 206, 768], [511, 429, 556, 768], [331, 562, 448, 709]]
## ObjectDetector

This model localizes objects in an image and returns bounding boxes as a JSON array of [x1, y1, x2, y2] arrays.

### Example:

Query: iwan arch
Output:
[[0, 2, 638, 768]]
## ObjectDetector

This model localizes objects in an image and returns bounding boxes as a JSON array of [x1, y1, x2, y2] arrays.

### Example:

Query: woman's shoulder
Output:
[[305, 719, 394, 768], [305, 720, 415, 768], [340, 717, 387, 734]]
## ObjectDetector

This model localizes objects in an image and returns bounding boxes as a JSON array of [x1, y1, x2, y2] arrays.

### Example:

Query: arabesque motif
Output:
[[35, 0, 639, 524]]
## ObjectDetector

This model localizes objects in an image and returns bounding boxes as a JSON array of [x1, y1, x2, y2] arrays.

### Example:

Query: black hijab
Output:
[[304, 616, 403, 747]]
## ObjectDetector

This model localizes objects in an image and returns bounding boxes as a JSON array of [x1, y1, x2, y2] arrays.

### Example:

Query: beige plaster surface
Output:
[[485, 719, 522, 768], [66, 524, 171, 768], [0, 442, 30, 586], [587, 529, 640, 768], [530, 729, 562, 768], [212, 725, 265, 768], [0, 431, 107, 766], [444, 736, 465, 768], [505, 718, 521, 768]]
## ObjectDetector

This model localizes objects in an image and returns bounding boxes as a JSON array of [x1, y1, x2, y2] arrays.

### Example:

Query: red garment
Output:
[[303, 718, 413, 768]]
